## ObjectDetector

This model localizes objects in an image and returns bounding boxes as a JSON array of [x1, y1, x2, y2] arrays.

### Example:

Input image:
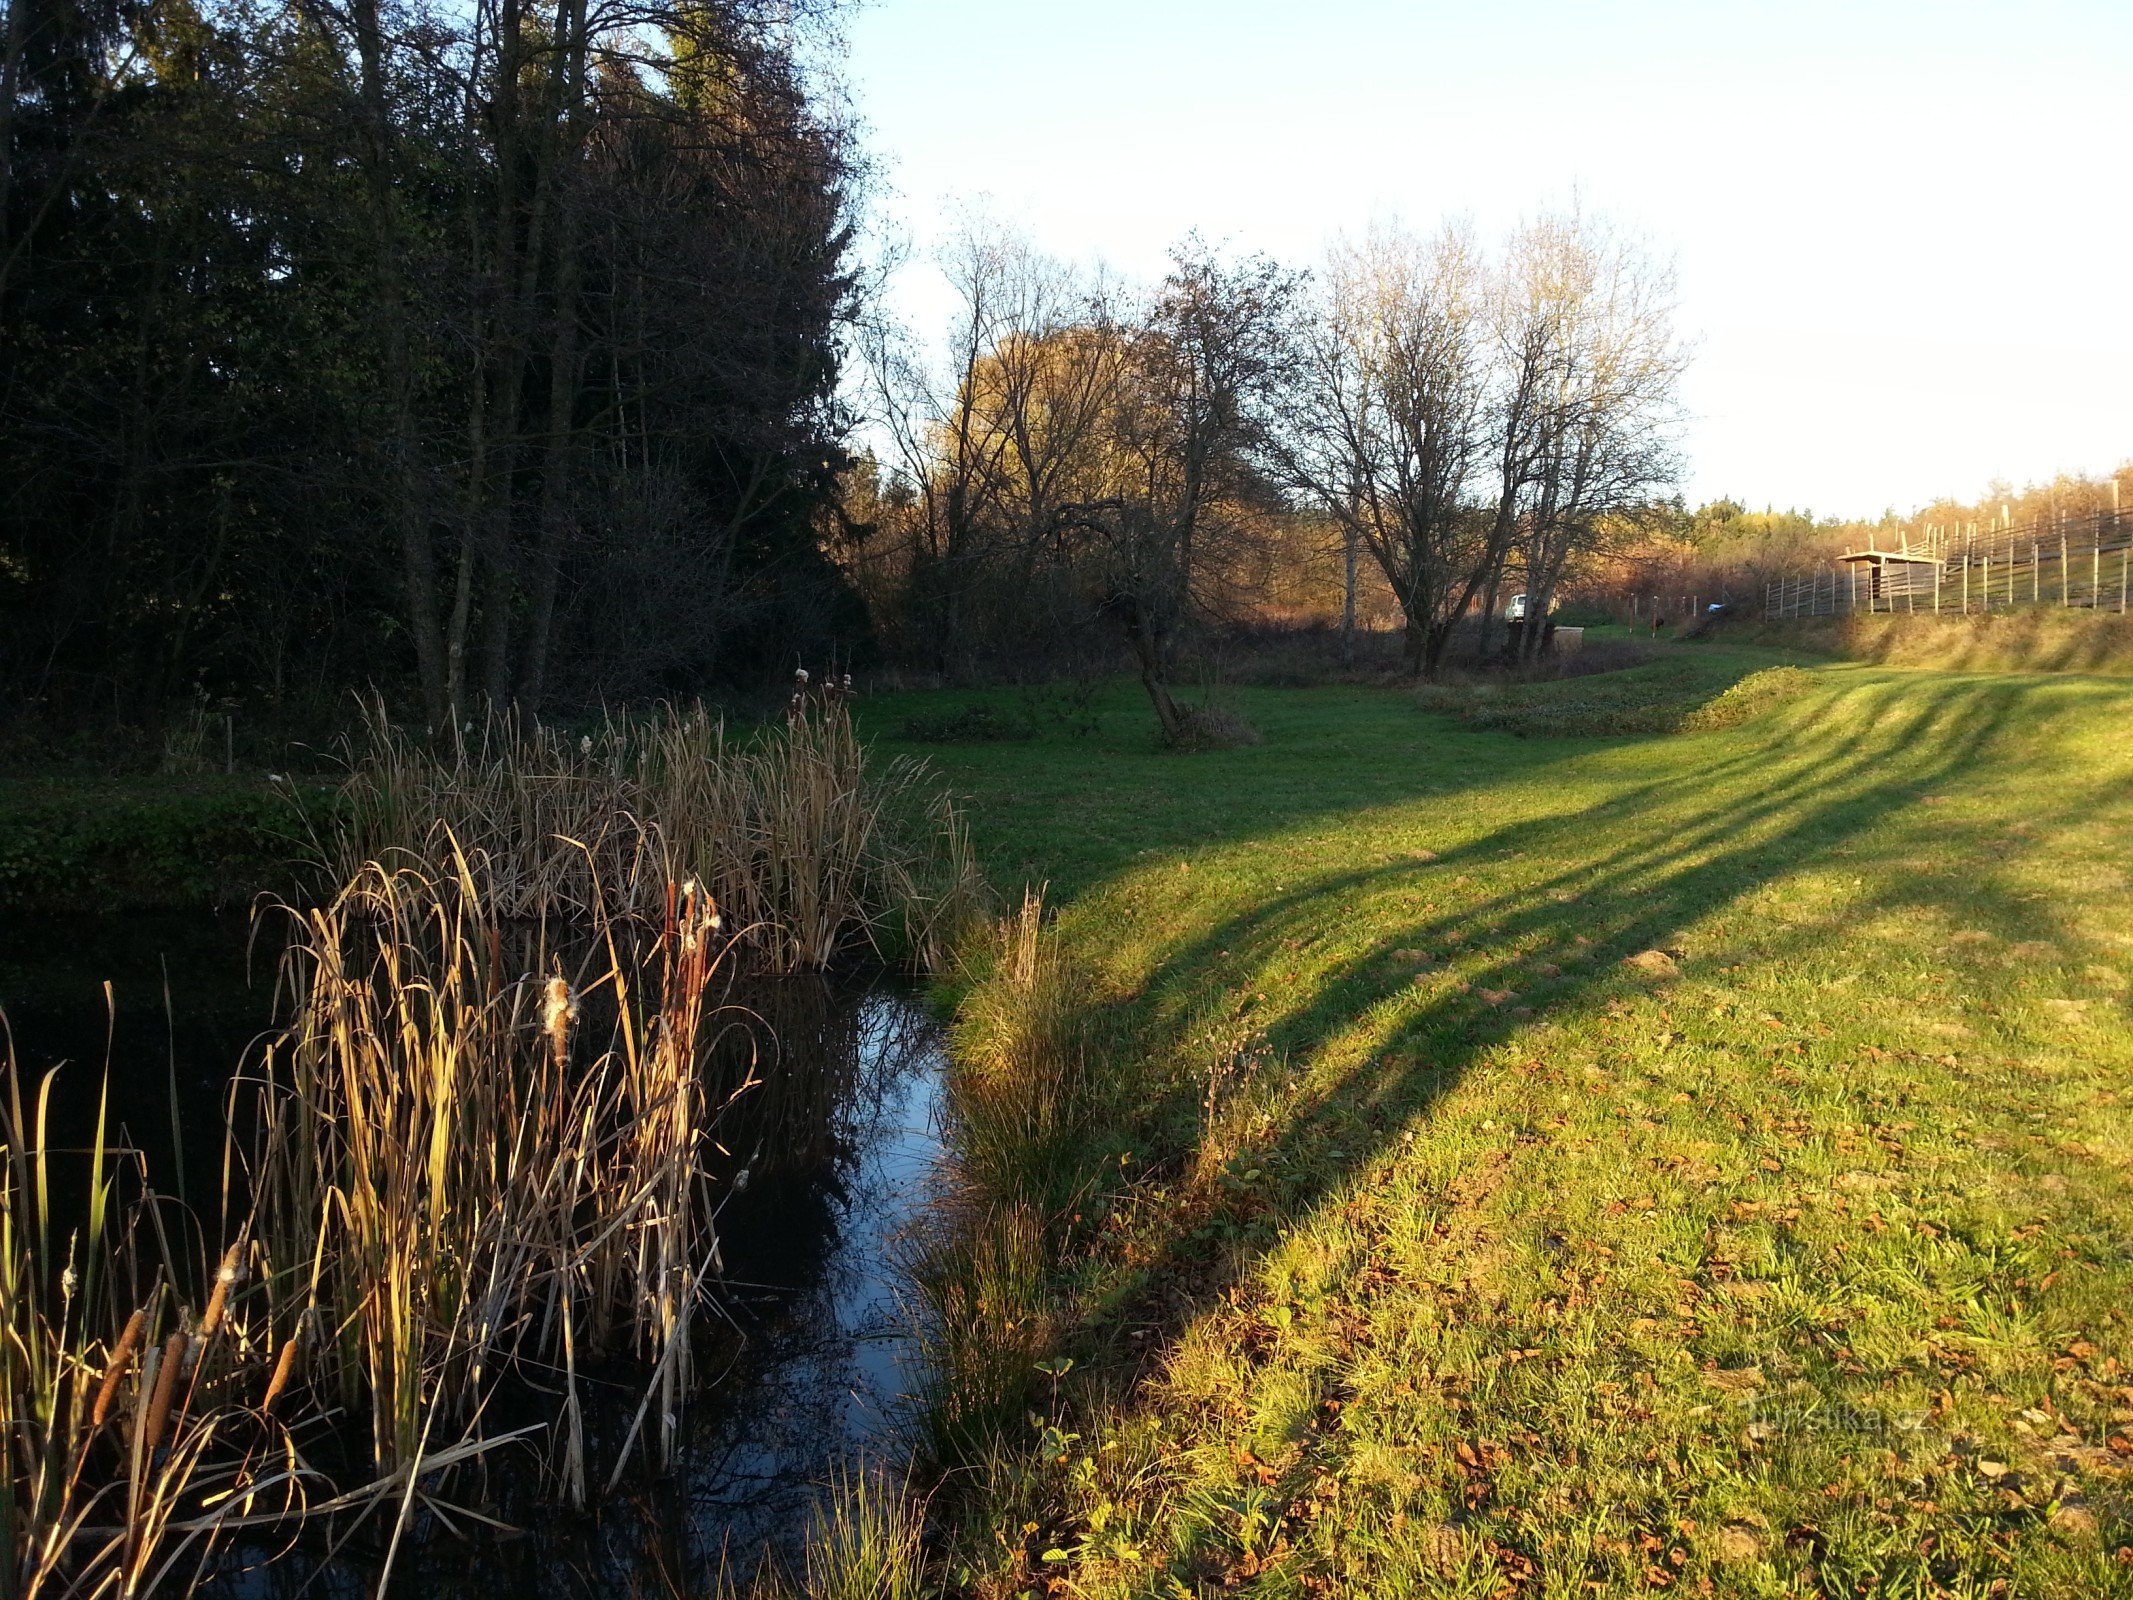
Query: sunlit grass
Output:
[[876, 652, 2133, 1597]]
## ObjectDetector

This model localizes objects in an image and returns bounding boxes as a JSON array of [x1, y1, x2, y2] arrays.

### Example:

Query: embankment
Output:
[[1742, 605, 2133, 675]]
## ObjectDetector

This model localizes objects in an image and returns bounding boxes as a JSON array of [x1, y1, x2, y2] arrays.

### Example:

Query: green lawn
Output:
[[861, 648, 2133, 1598]]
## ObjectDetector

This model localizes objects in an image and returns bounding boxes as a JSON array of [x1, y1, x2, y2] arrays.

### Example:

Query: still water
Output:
[[0, 911, 948, 1595]]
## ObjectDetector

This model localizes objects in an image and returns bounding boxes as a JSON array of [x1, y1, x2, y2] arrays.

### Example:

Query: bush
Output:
[[0, 782, 307, 913], [896, 703, 1037, 744], [1166, 704, 1263, 751]]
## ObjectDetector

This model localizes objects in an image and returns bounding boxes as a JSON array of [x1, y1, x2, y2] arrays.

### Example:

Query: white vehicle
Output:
[[1506, 592, 1532, 622]]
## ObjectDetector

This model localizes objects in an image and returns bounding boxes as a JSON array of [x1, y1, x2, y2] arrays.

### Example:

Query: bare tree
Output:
[[1276, 222, 1490, 676], [1501, 212, 1687, 660]]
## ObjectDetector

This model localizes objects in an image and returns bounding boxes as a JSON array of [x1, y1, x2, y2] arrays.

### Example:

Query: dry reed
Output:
[[3, 1039, 311, 1599], [248, 841, 730, 1503], [309, 682, 989, 974]]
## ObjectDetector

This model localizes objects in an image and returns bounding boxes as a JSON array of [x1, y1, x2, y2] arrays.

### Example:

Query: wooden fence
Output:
[[1765, 511, 2133, 620]]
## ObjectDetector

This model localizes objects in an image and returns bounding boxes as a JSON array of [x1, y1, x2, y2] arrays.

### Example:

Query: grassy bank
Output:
[[0, 773, 308, 914], [874, 663, 2133, 1596], [1742, 606, 2133, 676]]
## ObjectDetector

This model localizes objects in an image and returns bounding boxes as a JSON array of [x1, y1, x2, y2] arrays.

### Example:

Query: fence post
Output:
[[2093, 523, 2101, 610], [1934, 559, 1941, 615], [2032, 540, 2040, 604], [2061, 531, 2070, 605]]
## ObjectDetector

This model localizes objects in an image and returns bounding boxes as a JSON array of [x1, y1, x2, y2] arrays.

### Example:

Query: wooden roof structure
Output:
[[1836, 544, 1940, 568]]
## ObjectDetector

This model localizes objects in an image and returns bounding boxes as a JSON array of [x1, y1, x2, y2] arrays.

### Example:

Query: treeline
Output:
[[1577, 467, 2133, 618], [1, 0, 858, 731], [5, 9, 1693, 749], [840, 212, 1689, 728]]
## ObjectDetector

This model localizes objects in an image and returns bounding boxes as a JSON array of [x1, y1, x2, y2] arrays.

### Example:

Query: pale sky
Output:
[[839, 0, 2133, 521]]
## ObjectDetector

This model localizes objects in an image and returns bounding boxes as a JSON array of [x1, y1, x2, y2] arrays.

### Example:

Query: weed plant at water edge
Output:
[[249, 842, 730, 1503], [309, 686, 988, 974]]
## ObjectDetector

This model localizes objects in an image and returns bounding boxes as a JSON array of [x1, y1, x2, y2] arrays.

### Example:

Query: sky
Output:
[[837, 0, 2133, 521]]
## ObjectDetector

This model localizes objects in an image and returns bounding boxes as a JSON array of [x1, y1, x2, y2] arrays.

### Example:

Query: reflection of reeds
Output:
[[249, 844, 727, 1503], [310, 689, 989, 974]]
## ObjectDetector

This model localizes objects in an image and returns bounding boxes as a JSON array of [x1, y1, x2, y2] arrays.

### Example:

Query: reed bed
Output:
[[10, 681, 991, 1593], [314, 680, 989, 974], [7, 844, 753, 1593], [3, 1042, 312, 1598], [249, 844, 731, 1505]]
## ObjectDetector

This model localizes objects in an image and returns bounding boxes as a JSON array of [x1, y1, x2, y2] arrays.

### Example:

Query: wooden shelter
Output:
[[1837, 542, 1942, 608]]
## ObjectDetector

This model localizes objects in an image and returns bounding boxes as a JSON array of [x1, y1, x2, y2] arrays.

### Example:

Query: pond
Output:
[[0, 910, 948, 1595]]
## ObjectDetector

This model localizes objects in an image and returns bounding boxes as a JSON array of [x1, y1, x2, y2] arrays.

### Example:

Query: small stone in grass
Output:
[[1624, 949, 1681, 977]]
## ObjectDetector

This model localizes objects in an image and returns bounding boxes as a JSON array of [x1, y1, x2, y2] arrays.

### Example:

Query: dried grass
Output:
[[307, 684, 989, 974], [249, 843, 730, 1502]]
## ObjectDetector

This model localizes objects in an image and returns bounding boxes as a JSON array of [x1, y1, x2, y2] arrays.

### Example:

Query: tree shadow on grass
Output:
[[990, 669, 2133, 1590]]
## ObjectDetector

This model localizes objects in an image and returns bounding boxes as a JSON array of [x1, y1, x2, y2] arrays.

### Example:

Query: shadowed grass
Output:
[[874, 662, 2133, 1597]]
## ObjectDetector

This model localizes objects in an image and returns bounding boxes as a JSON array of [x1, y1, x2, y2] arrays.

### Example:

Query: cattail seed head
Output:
[[91, 1307, 150, 1428], [143, 1331, 190, 1451], [197, 1240, 246, 1341], [543, 976, 579, 1066], [261, 1323, 308, 1415]]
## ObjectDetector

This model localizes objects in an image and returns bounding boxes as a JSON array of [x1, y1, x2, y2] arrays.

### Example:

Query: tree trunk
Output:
[[1340, 524, 1358, 663], [1476, 566, 1503, 663], [517, 0, 588, 715], [350, 0, 449, 723]]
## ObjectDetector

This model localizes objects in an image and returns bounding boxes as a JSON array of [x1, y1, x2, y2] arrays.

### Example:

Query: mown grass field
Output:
[[862, 646, 2133, 1598]]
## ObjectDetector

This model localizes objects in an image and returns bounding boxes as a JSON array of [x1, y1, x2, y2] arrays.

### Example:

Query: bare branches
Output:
[[1274, 210, 1686, 675]]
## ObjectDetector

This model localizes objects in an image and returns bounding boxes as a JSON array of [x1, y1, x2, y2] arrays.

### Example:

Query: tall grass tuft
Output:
[[789, 1469, 928, 1600], [913, 891, 1100, 1463], [312, 684, 989, 974], [3, 1035, 310, 1598], [248, 842, 729, 1502]]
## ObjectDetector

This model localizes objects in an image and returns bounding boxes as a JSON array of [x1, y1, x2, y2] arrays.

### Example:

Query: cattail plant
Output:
[[247, 838, 734, 1504], [3, 1041, 307, 1599], [303, 692, 989, 975]]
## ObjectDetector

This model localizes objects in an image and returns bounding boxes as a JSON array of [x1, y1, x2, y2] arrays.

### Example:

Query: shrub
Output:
[[896, 703, 1036, 744], [1166, 704, 1263, 751]]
